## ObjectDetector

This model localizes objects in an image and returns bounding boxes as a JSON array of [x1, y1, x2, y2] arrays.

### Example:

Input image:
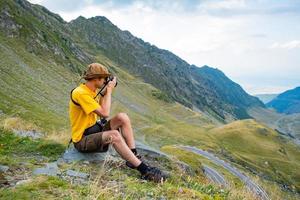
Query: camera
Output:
[[105, 75, 118, 88]]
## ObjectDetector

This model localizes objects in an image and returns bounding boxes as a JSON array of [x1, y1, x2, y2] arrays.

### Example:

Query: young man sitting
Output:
[[69, 63, 167, 183]]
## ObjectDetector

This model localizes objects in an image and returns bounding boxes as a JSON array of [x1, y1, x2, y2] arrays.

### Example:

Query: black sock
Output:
[[131, 148, 137, 155], [136, 162, 148, 174]]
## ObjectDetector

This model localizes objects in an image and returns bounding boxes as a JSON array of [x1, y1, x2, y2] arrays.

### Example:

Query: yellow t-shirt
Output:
[[69, 83, 101, 143]]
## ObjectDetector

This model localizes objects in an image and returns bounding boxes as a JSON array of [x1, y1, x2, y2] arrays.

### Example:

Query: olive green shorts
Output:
[[74, 120, 112, 153]]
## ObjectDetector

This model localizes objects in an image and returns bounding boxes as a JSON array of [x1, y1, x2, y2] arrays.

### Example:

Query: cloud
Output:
[[270, 40, 300, 49], [29, 0, 300, 17]]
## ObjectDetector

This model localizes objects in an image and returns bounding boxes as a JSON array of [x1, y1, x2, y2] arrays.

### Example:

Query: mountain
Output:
[[267, 87, 300, 114], [67, 16, 264, 121], [255, 93, 278, 104]]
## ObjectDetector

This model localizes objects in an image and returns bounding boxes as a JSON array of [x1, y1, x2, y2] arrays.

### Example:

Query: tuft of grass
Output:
[[161, 145, 203, 173], [2, 117, 40, 132], [0, 128, 65, 164], [0, 176, 77, 200], [151, 89, 174, 103]]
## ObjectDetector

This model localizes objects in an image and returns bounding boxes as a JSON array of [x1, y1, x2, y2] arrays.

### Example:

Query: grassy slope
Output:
[[0, 128, 230, 200], [209, 120, 300, 192], [0, 35, 76, 130]]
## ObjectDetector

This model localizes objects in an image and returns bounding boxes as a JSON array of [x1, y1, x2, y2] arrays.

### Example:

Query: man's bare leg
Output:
[[102, 130, 141, 167], [102, 123, 168, 182], [109, 113, 135, 149]]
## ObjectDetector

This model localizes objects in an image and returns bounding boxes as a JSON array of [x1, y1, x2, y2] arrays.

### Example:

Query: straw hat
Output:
[[83, 63, 111, 80]]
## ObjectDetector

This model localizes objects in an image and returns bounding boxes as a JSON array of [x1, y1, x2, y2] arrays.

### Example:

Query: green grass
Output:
[[0, 128, 65, 165], [209, 119, 300, 193], [0, 158, 230, 200]]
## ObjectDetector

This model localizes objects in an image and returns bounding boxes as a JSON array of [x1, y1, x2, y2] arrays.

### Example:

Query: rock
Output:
[[56, 158, 65, 167], [33, 162, 60, 176], [106, 180, 118, 188], [264, 161, 269, 165], [0, 165, 9, 173], [13, 129, 43, 139], [16, 179, 32, 185], [66, 170, 89, 179], [83, 161, 90, 165], [135, 141, 169, 158], [175, 161, 195, 176], [62, 145, 118, 163], [159, 196, 167, 200]]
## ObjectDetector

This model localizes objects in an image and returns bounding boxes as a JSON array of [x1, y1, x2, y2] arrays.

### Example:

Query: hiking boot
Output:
[[141, 166, 168, 183], [126, 153, 143, 169]]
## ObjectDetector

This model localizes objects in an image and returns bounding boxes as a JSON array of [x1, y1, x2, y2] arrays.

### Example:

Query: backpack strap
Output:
[[70, 88, 80, 106]]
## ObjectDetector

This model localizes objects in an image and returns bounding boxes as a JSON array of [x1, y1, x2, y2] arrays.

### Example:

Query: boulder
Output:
[[33, 162, 60, 176], [62, 145, 118, 163]]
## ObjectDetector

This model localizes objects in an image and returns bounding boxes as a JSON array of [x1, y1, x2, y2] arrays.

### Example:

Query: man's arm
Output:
[[93, 77, 116, 118], [93, 89, 112, 118]]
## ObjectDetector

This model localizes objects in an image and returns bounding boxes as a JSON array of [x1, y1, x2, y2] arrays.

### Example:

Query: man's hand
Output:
[[107, 77, 117, 92], [94, 77, 116, 118]]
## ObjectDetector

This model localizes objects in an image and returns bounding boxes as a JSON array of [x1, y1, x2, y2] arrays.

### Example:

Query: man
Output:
[[69, 63, 167, 183]]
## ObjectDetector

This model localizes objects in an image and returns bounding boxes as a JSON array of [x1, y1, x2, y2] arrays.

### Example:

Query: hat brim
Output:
[[83, 73, 111, 80]]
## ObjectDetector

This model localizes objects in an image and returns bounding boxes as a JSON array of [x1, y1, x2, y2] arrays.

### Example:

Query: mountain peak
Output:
[[267, 86, 300, 114]]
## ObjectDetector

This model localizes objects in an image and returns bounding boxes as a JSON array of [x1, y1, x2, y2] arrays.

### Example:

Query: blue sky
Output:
[[28, 0, 300, 95]]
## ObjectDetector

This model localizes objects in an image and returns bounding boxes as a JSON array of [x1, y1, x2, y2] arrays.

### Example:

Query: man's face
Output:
[[95, 77, 105, 88]]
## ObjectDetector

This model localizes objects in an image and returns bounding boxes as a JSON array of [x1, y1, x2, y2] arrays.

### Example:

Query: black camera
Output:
[[95, 75, 117, 98], [105, 75, 118, 87]]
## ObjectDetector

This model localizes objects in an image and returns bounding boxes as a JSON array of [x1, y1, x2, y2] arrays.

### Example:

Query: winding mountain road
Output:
[[202, 164, 227, 187], [179, 145, 270, 200]]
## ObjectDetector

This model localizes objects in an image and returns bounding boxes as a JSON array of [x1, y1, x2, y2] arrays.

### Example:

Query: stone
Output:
[[56, 158, 65, 167], [66, 170, 89, 179], [0, 165, 9, 173], [83, 161, 90, 165], [175, 161, 195, 176], [13, 129, 43, 139], [16, 179, 32, 185], [135, 141, 169, 158], [33, 162, 60, 176], [62, 145, 118, 163]]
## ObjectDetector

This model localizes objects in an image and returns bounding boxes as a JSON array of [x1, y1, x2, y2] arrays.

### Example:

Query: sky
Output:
[[28, 0, 300, 95]]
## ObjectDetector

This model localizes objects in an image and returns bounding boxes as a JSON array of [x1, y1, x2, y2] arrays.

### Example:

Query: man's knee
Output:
[[109, 130, 122, 144], [116, 112, 130, 124]]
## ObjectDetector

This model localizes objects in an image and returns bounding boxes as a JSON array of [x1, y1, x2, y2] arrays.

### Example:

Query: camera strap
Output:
[[70, 88, 80, 106]]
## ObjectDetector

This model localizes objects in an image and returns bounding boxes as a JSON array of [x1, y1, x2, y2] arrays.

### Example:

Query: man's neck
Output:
[[84, 81, 96, 92]]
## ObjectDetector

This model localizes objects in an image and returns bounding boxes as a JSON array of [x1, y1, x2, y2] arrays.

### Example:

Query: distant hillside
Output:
[[267, 87, 300, 114], [255, 94, 278, 104]]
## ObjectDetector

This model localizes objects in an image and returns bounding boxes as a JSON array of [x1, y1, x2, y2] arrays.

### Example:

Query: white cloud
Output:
[[200, 0, 246, 10], [28, 0, 43, 4], [270, 40, 300, 49]]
